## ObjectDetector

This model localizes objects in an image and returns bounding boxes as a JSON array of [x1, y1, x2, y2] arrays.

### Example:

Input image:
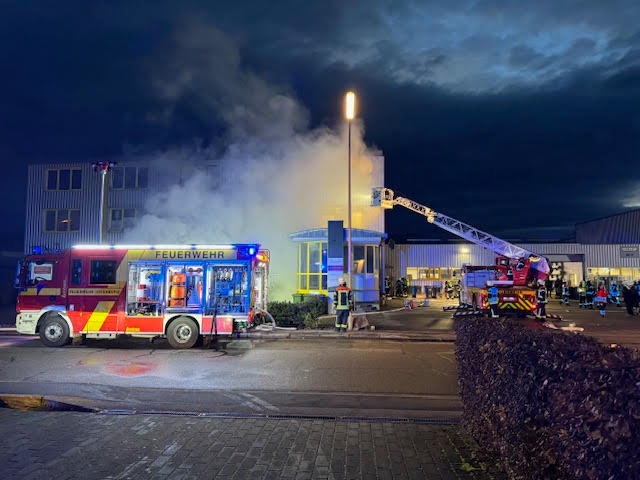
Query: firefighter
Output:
[[535, 280, 547, 319], [609, 283, 620, 306], [445, 280, 454, 299], [585, 281, 595, 309], [595, 284, 608, 317], [577, 280, 586, 308], [333, 277, 353, 332], [487, 284, 499, 318], [561, 282, 570, 305]]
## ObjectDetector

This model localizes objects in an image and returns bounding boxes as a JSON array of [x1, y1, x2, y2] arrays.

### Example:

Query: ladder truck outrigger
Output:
[[372, 188, 556, 319]]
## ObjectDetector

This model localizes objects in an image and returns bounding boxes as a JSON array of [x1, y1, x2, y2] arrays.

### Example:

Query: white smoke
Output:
[[121, 18, 384, 300]]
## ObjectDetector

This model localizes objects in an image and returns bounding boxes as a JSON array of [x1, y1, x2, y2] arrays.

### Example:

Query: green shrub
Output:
[[455, 317, 640, 480], [267, 295, 328, 328]]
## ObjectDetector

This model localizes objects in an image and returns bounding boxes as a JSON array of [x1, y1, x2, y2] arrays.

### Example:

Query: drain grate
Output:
[[99, 409, 460, 425]]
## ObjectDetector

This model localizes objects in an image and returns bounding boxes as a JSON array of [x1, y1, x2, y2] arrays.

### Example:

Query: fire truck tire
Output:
[[39, 314, 70, 347], [166, 317, 199, 349]]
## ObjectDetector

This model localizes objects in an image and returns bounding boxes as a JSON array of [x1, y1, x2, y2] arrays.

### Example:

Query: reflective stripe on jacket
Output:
[[536, 288, 547, 303], [334, 286, 352, 310]]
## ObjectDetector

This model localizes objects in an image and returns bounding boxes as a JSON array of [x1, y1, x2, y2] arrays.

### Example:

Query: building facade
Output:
[[383, 208, 640, 294], [24, 161, 638, 306], [289, 227, 386, 308], [24, 161, 219, 252]]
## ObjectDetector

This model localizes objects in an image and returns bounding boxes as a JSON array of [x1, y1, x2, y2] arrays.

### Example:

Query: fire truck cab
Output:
[[15, 244, 269, 348]]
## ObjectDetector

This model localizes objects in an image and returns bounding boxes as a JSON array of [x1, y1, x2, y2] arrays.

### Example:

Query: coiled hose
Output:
[[253, 308, 297, 331]]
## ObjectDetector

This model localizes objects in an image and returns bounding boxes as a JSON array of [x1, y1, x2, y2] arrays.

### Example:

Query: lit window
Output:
[[297, 242, 327, 293]]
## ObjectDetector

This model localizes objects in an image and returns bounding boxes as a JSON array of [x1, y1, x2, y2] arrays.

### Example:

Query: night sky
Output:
[[1, 1, 639, 250]]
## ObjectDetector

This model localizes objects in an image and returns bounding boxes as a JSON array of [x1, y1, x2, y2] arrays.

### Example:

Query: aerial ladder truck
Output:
[[372, 187, 552, 318]]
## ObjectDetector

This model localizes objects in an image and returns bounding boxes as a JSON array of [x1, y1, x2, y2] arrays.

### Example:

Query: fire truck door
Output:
[[80, 258, 121, 334]]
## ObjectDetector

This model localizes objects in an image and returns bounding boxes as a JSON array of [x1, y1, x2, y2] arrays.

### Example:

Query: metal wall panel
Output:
[[384, 242, 640, 281], [25, 163, 102, 253], [576, 210, 640, 244], [24, 161, 167, 253]]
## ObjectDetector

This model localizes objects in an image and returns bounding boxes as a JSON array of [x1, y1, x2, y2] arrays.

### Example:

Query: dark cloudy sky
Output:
[[1, 0, 639, 249]]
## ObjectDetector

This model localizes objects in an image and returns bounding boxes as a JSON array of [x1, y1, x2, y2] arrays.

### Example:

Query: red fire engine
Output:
[[372, 187, 551, 317], [15, 244, 269, 348]]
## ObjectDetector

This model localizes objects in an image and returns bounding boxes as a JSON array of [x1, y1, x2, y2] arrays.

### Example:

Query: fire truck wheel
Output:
[[166, 317, 199, 349], [39, 314, 70, 347]]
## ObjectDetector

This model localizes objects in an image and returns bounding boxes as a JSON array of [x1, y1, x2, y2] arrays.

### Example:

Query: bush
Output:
[[267, 295, 328, 329], [455, 317, 640, 480]]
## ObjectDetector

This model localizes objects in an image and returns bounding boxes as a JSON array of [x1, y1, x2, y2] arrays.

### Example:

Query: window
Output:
[[111, 166, 148, 189], [297, 242, 327, 293], [407, 267, 442, 280], [28, 262, 54, 285], [46, 168, 82, 190], [44, 209, 80, 232], [109, 208, 137, 232], [366, 246, 375, 274], [71, 259, 82, 285], [90, 260, 117, 284], [344, 245, 375, 274]]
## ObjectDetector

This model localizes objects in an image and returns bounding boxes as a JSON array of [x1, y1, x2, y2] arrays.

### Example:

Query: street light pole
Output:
[[92, 161, 116, 244], [345, 91, 356, 291]]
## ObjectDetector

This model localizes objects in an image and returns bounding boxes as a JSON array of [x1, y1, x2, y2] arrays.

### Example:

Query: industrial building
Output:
[[384, 237, 640, 296], [20, 162, 640, 307]]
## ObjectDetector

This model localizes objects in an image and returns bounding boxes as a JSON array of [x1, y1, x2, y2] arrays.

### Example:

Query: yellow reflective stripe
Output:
[[85, 301, 115, 332], [20, 288, 61, 296]]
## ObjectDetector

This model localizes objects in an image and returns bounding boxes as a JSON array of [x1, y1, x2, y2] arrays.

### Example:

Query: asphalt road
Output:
[[0, 335, 461, 420], [0, 295, 638, 418]]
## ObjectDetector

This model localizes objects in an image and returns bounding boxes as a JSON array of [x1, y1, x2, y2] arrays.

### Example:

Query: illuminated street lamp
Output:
[[92, 161, 116, 244], [345, 91, 356, 290]]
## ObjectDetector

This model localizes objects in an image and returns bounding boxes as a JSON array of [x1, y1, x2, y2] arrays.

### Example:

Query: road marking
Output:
[[222, 392, 279, 412]]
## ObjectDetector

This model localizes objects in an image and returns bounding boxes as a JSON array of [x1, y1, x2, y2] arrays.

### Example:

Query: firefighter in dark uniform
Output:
[[334, 277, 353, 332], [561, 282, 570, 305], [488, 284, 499, 318], [585, 281, 595, 309], [536, 280, 548, 319]]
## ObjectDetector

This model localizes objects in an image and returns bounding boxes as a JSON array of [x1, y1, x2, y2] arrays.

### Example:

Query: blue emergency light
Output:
[[236, 244, 259, 259]]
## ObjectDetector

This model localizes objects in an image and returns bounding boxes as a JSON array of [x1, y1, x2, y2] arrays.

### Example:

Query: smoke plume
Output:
[[121, 18, 384, 300]]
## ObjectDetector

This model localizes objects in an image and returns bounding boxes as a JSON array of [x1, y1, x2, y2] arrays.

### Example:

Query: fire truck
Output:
[[372, 187, 550, 317], [15, 244, 269, 348]]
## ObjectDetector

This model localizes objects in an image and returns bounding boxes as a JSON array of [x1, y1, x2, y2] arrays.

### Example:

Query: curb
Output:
[[244, 329, 456, 342]]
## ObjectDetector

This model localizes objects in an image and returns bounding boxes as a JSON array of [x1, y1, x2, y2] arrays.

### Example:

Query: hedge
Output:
[[455, 317, 640, 479], [266, 295, 328, 329]]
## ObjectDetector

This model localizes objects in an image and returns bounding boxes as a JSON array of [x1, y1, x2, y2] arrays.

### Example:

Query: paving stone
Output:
[[0, 410, 508, 479]]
